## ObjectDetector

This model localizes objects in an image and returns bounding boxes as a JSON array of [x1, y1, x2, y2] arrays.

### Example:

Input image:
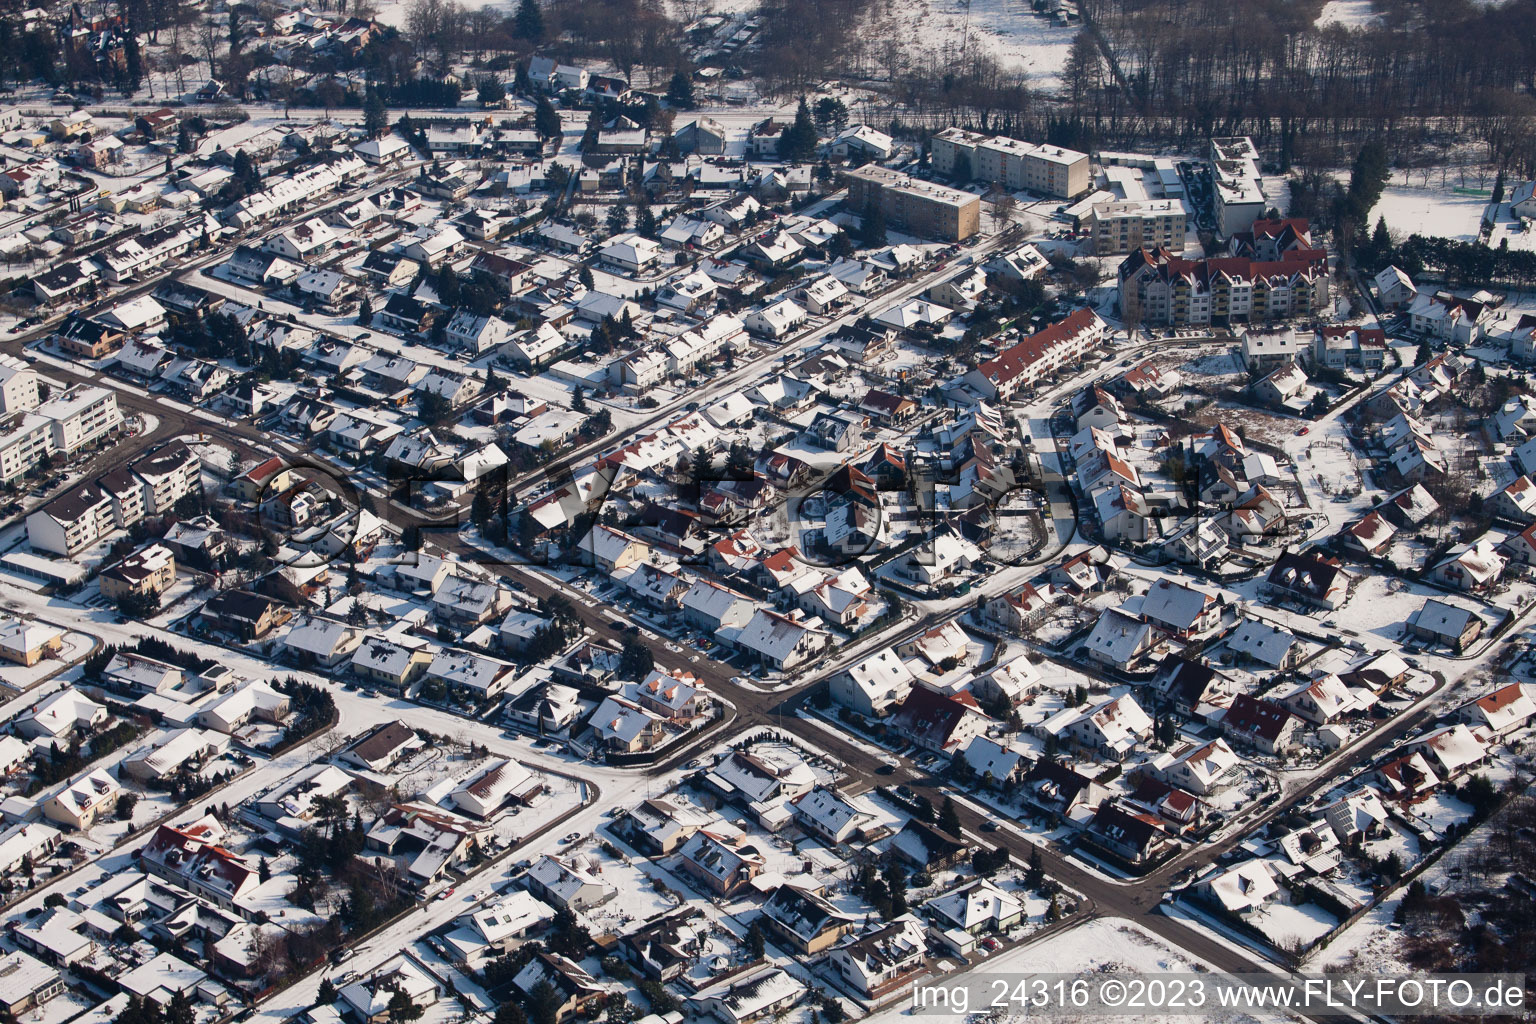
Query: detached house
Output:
[[1138, 578, 1219, 638], [889, 688, 992, 756], [760, 883, 858, 954], [1263, 551, 1349, 610], [1220, 694, 1300, 755], [678, 828, 765, 896], [790, 786, 874, 844]]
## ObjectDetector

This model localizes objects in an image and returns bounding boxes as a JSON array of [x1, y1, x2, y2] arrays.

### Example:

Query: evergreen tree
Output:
[[514, 0, 543, 42], [665, 70, 694, 109], [232, 149, 259, 187], [315, 980, 339, 1007], [1416, 340, 1433, 365], [618, 638, 653, 680], [386, 989, 423, 1024], [782, 97, 818, 162], [938, 796, 961, 835], [124, 33, 143, 91], [746, 921, 766, 958], [435, 263, 461, 306], [636, 203, 657, 239], [814, 96, 848, 132], [607, 202, 630, 235], [364, 89, 389, 138], [478, 77, 506, 107], [572, 385, 588, 412], [1025, 847, 1044, 889], [177, 122, 193, 153], [258, 857, 271, 883], [534, 96, 561, 139], [578, 265, 595, 289], [1370, 216, 1391, 258], [358, 293, 373, 327], [859, 205, 886, 247], [1344, 140, 1391, 226], [528, 982, 561, 1024], [493, 1004, 526, 1024], [166, 991, 194, 1024], [1492, 169, 1506, 205]]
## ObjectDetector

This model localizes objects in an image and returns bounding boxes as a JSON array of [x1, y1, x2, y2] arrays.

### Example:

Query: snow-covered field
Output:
[[1369, 180, 1490, 242], [1315, 0, 1383, 28], [883, 0, 1077, 88]]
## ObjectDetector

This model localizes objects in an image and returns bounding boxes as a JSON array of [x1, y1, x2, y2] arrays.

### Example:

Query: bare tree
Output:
[[984, 182, 1017, 233], [199, 8, 222, 83]]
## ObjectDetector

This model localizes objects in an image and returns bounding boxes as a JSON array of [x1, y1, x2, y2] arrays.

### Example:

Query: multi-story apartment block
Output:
[[843, 166, 980, 242], [0, 414, 54, 483], [962, 308, 1107, 402], [1118, 247, 1329, 327], [931, 127, 1091, 199], [1210, 136, 1267, 237], [26, 484, 118, 557], [0, 354, 40, 414], [129, 442, 202, 515], [0, 380, 123, 486], [37, 385, 121, 454], [1086, 199, 1188, 255]]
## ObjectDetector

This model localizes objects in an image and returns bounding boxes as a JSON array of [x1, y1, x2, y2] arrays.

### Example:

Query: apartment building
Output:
[[930, 127, 1091, 199], [844, 166, 980, 242], [0, 354, 40, 414], [0, 414, 54, 483], [1210, 136, 1267, 236], [37, 385, 121, 454], [962, 308, 1106, 402], [129, 442, 202, 515], [1086, 199, 1187, 255], [26, 485, 119, 557], [0, 383, 123, 486], [1118, 247, 1329, 327]]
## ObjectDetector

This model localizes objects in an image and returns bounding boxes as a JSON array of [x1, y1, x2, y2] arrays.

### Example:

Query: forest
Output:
[[1064, 0, 1536, 171]]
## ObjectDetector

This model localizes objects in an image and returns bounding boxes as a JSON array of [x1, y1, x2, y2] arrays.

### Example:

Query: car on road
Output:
[[981, 818, 999, 832], [562, 832, 581, 843], [1296, 426, 1309, 435], [438, 887, 455, 900]]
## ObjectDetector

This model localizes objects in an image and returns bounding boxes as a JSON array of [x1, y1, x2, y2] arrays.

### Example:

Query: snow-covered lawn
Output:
[[1249, 901, 1338, 948]]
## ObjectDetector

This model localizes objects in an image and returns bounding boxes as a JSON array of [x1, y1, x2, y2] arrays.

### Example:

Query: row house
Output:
[[962, 308, 1106, 402]]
